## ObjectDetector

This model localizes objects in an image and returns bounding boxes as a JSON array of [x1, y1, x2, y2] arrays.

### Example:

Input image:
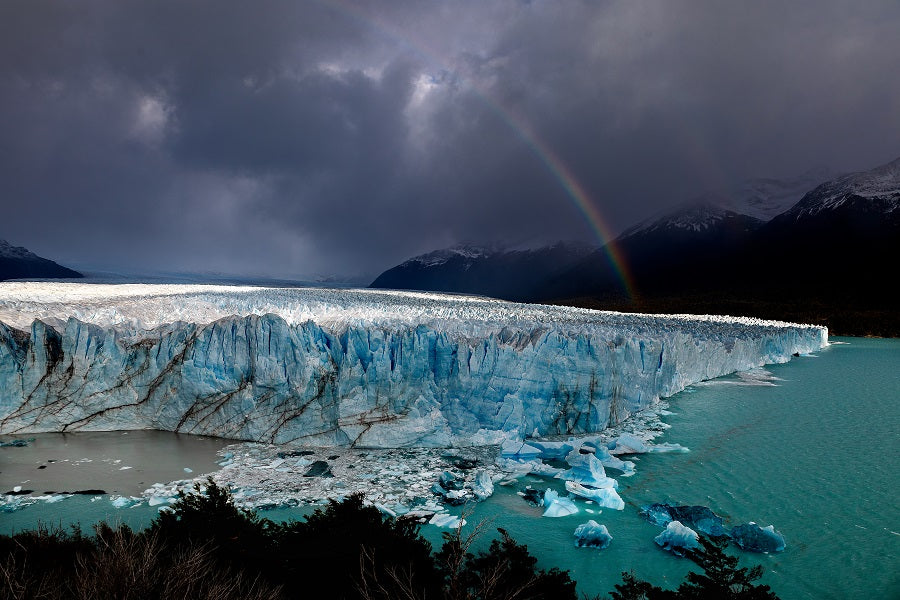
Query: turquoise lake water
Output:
[[2, 337, 898, 599]]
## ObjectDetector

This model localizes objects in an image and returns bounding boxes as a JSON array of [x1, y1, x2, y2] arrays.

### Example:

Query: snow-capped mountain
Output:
[[740, 156, 900, 294], [0, 239, 83, 281], [620, 202, 763, 238], [370, 157, 897, 333], [773, 157, 900, 222], [392, 244, 504, 269], [623, 168, 835, 239], [721, 167, 837, 221]]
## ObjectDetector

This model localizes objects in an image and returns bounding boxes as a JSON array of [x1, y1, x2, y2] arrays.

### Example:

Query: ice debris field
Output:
[[1, 283, 813, 553]]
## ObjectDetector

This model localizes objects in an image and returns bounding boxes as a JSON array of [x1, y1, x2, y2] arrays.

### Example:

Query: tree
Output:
[[610, 536, 779, 600], [436, 527, 578, 600], [609, 571, 675, 600], [273, 493, 442, 599], [678, 536, 778, 600], [148, 477, 273, 577]]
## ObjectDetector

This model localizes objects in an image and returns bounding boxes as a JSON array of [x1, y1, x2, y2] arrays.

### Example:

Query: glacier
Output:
[[0, 283, 827, 447]]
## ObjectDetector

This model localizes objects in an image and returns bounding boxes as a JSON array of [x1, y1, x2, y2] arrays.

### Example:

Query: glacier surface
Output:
[[0, 283, 827, 447]]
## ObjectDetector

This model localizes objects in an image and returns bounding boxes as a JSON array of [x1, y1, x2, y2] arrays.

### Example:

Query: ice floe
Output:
[[731, 522, 786, 552], [574, 520, 613, 549], [655, 521, 700, 555], [542, 489, 579, 518]]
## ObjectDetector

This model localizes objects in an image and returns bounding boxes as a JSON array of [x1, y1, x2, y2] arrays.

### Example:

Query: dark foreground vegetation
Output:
[[0, 479, 779, 599]]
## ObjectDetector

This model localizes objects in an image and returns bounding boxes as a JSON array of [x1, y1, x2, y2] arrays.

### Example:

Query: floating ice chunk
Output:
[[649, 443, 689, 453], [557, 450, 618, 489], [12, 486, 21, 493], [429, 513, 466, 528], [520, 486, 543, 506], [147, 494, 174, 507], [655, 521, 700, 555], [118, 466, 132, 470], [183, 467, 193, 473], [439, 471, 463, 490], [36, 494, 69, 504], [574, 520, 612, 549], [110, 495, 142, 509], [583, 444, 636, 474], [731, 523, 786, 552], [565, 481, 624, 510], [500, 440, 542, 459], [542, 489, 579, 517], [611, 434, 649, 453], [641, 503, 727, 536], [495, 457, 563, 479], [610, 434, 688, 455], [472, 470, 494, 500], [1, 495, 35, 513], [525, 440, 575, 459], [390, 503, 410, 516]]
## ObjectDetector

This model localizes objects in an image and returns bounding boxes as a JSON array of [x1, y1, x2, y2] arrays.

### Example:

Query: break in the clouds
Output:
[[1, 0, 899, 279]]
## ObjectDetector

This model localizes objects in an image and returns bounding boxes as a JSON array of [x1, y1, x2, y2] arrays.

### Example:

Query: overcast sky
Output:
[[2, 0, 898, 280]]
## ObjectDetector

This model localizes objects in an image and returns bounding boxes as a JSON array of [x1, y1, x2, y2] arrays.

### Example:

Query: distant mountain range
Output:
[[371, 157, 900, 335], [370, 241, 596, 300], [0, 240, 83, 281]]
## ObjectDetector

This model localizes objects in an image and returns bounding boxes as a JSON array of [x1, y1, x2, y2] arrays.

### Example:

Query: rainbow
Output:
[[314, 0, 636, 298]]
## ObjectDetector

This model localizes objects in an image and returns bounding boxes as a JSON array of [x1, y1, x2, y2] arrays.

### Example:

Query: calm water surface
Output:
[[2, 337, 898, 599]]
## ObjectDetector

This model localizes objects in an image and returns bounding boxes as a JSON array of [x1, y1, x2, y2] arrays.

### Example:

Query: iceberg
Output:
[[523, 440, 575, 459], [542, 489, 579, 517], [496, 457, 564, 479], [574, 520, 613, 549], [574, 440, 635, 474], [0, 284, 827, 447], [110, 495, 142, 509], [611, 434, 688, 455], [564, 480, 624, 510], [500, 440, 543, 459], [557, 450, 618, 489], [520, 486, 543, 506], [471, 470, 494, 500], [731, 522, 786, 552], [655, 520, 700, 555], [429, 513, 465, 528], [641, 503, 727, 537]]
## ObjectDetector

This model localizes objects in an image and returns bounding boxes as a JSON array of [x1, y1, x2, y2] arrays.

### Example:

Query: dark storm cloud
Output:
[[1, 0, 898, 279]]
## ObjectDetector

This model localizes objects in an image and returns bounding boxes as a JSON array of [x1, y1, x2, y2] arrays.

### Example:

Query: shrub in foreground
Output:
[[1, 481, 779, 600], [610, 536, 779, 600]]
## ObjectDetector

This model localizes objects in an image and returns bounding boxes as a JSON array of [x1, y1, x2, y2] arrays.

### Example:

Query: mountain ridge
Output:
[[0, 239, 83, 281], [370, 157, 900, 335]]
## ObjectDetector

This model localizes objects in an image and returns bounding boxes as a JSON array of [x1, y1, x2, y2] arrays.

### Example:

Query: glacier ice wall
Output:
[[0, 284, 827, 447]]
